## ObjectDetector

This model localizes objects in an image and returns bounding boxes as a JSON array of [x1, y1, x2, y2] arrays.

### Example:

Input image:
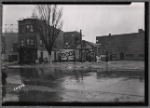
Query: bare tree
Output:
[[33, 5, 63, 64]]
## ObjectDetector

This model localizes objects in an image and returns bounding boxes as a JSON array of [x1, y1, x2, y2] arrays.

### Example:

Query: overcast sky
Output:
[[3, 3, 144, 43]]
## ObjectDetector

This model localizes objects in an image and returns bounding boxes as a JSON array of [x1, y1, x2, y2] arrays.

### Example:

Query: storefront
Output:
[[9, 54, 18, 62], [19, 47, 37, 64]]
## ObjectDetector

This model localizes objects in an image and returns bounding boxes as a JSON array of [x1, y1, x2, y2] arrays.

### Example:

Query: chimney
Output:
[[138, 29, 144, 33]]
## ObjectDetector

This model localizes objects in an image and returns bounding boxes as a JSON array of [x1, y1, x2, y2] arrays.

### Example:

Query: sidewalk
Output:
[[2, 61, 18, 69], [7, 60, 144, 71], [2, 61, 18, 66]]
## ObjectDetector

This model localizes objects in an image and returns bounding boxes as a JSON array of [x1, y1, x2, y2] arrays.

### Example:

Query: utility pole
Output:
[[80, 30, 83, 62], [109, 33, 112, 61]]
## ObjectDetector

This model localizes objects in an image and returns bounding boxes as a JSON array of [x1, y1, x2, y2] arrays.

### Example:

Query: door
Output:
[[40, 51, 43, 62], [120, 52, 124, 60]]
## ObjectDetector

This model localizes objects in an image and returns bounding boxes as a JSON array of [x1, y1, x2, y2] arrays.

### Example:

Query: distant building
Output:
[[1, 36, 5, 60], [57, 40, 96, 62], [63, 31, 81, 49], [96, 29, 144, 60], [76, 40, 96, 62], [18, 18, 64, 64], [57, 31, 96, 62], [2, 33, 19, 62]]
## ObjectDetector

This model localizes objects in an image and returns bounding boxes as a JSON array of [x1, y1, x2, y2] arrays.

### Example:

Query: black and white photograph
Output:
[[1, 1, 147, 106]]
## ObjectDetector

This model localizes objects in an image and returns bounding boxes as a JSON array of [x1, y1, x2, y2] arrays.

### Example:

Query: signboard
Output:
[[59, 49, 75, 61]]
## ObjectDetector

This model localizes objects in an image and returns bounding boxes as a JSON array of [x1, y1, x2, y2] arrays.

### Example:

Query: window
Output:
[[21, 40, 24, 46], [21, 26, 26, 33], [27, 25, 30, 29], [26, 25, 30, 32], [40, 39, 43, 46], [30, 25, 34, 32], [13, 43, 18, 52], [30, 39, 34, 45], [26, 39, 35, 46], [27, 39, 30, 45], [126, 54, 134, 57], [26, 25, 34, 33]]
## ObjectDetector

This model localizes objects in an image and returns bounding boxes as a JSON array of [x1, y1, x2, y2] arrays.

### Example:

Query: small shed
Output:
[[76, 40, 96, 62]]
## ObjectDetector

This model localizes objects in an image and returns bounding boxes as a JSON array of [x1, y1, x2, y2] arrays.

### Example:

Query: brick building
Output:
[[58, 31, 96, 62], [96, 29, 144, 60], [2, 33, 19, 62], [57, 40, 96, 62], [63, 31, 81, 49], [1, 36, 5, 60], [18, 18, 64, 64]]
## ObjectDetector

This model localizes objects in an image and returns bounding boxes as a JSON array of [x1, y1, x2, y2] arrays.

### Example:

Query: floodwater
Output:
[[2, 67, 145, 104]]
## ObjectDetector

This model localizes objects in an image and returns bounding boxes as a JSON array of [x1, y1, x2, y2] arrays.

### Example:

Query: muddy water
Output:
[[2, 67, 144, 104]]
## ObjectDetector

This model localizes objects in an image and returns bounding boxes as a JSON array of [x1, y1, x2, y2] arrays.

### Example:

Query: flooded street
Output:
[[2, 67, 145, 104]]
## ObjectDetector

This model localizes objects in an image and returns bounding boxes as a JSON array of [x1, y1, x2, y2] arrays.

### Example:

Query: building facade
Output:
[[18, 18, 64, 64], [96, 29, 144, 60], [63, 31, 81, 49], [2, 33, 19, 62], [76, 40, 96, 62], [56, 40, 96, 62], [1, 36, 5, 60]]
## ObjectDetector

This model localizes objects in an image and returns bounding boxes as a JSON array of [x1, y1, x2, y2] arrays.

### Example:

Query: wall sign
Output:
[[59, 49, 75, 60]]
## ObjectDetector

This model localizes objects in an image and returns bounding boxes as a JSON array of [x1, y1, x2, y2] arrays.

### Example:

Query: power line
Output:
[[3, 24, 18, 33]]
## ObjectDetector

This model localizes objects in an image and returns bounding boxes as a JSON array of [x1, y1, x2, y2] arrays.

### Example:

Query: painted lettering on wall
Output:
[[59, 50, 75, 60]]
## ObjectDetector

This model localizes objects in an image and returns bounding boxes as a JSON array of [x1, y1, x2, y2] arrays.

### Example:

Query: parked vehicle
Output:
[[99, 55, 108, 62]]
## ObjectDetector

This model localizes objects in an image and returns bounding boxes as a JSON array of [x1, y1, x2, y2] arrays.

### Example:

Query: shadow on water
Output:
[[16, 68, 92, 103], [17, 68, 63, 102], [95, 69, 144, 82], [19, 68, 92, 86], [19, 90, 63, 103]]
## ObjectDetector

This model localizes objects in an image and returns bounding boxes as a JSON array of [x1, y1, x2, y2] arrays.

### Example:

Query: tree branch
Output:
[[35, 5, 63, 55]]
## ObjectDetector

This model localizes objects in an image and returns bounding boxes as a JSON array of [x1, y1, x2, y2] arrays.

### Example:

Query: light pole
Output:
[[109, 33, 112, 61]]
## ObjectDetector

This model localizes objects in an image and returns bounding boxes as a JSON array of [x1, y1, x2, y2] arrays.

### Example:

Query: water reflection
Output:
[[19, 90, 63, 102], [2, 68, 7, 100], [3, 67, 145, 104], [95, 69, 144, 81], [17, 68, 93, 102]]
